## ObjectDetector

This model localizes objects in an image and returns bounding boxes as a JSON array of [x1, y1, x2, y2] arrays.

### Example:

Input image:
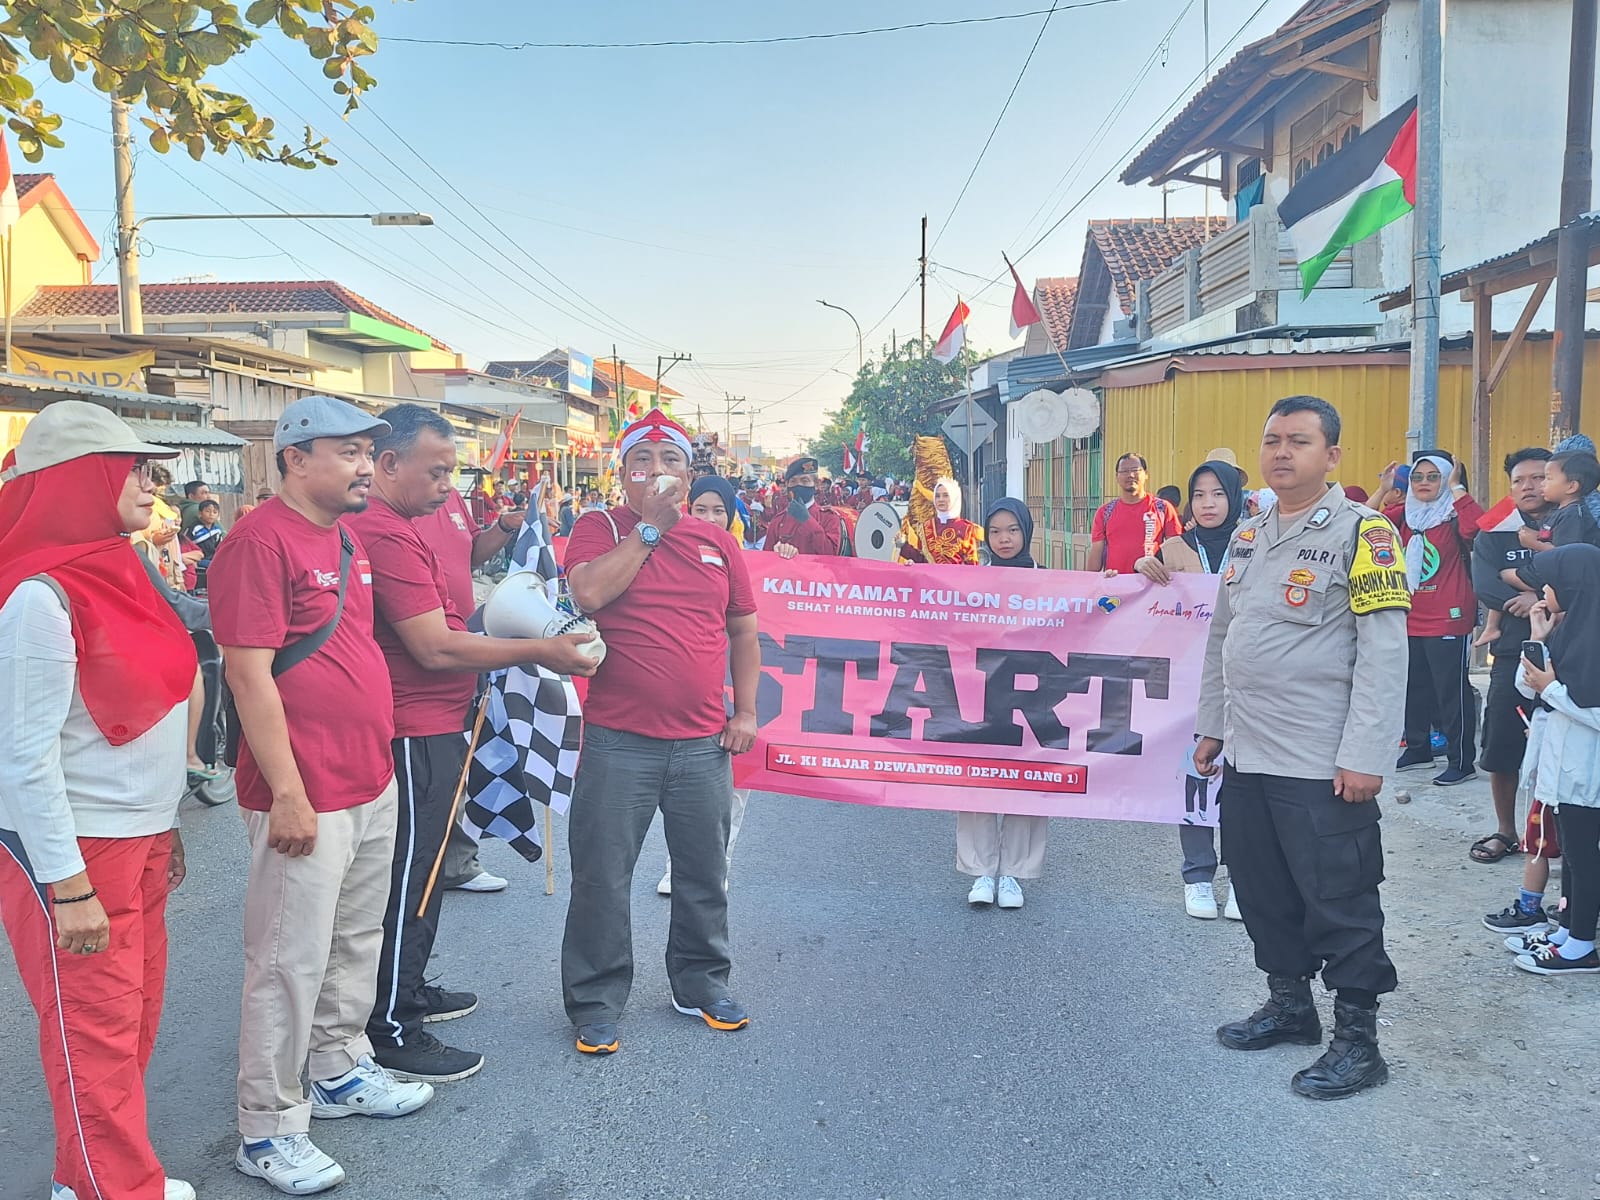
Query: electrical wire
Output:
[[930, 0, 1062, 253], [385, 3, 1128, 51]]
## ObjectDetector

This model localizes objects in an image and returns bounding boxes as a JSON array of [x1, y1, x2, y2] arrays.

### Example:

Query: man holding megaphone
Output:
[[349, 405, 599, 1088], [560, 407, 760, 1058]]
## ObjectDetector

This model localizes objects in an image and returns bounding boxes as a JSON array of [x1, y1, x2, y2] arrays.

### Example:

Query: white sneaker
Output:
[[657, 865, 672, 896], [1223, 886, 1242, 921], [967, 875, 997, 906], [450, 870, 508, 893], [1185, 881, 1219, 919], [310, 1054, 434, 1119], [53, 1181, 193, 1200], [996, 876, 1024, 909], [235, 1133, 346, 1195]]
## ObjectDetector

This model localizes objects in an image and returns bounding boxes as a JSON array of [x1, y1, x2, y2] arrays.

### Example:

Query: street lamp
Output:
[[117, 211, 434, 334], [817, 299, 863, 373]]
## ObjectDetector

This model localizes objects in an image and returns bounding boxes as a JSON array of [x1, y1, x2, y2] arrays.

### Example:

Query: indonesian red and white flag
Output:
[[1478, 494, 1523, 534], [0, 131, 19, 238], [1004, 255, 1042, 339], [484, 410, 520, 473], [932, 298, 970, 364]]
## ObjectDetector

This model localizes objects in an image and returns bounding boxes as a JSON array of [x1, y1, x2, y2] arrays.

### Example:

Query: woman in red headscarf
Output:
[[0, 402, 199, 1200]]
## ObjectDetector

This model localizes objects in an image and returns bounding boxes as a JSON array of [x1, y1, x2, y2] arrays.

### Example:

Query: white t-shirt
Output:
[[0, 580, 187, 883]]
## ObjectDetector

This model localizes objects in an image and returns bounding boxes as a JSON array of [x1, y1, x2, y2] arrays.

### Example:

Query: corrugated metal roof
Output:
[[121, 419, 247, 449], [0, 372, 206, 409]]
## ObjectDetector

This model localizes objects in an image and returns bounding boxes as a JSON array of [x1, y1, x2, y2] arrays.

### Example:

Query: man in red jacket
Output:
[[1381, 450, 1485, 787], [763, 456, 843, 558]]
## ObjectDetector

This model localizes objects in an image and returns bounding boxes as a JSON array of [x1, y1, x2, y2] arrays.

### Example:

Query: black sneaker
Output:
[[1484, 902, 1550, 934], [1514, 944, 1600, 975], [576, 1022, 620, 1055], [1433, 766, 1477, 786], [372, 1030, 484, 1082], [671, 995, 750, 1031], [1396, 747, 1435, 771], [419, 984, 478, 1024]]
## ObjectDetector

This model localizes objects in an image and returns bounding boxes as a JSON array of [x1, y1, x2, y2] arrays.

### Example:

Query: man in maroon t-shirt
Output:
[[350, 405, 598, 1085], [417, 483, 526, 894], [561, 408, 760, 1057], [1089, 452, 1183, 574], [211, 396, 430, 1195]]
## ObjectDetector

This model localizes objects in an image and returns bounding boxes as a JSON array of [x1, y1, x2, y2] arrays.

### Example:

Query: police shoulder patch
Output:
[[1349, 515, 1411, 615]]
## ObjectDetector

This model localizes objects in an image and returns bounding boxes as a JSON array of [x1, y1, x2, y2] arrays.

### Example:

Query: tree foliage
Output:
[[0, 1, 403, 167], [804, 337, 976, 481]]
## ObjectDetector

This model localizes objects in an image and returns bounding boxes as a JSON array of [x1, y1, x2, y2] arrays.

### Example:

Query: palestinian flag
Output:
[[1278, 97, 1417, 297]]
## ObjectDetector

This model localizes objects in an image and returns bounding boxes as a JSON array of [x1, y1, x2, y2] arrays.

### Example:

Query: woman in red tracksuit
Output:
[[0, 402, 198, 1200], [1380, 450, 1486, 790]]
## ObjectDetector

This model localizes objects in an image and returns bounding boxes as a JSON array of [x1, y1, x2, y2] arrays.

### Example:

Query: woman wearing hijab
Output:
[[1135, 460, 1245, 921], [0, 402, 198, 1200], [1378, 451, 1487, 797], [657, 474, 752, 897], [902, 478, 983, 565], [1511, 545, 1600, 975], [955, 499, 1047, 909]]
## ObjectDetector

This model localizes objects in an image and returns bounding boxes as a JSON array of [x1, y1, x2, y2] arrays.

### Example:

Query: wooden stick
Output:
[[416, 692, 491, 919], [544, 805, 555, 896]]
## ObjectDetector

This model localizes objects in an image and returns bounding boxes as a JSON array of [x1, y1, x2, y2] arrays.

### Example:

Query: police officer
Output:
[[1194, 394, 1409, 1101]]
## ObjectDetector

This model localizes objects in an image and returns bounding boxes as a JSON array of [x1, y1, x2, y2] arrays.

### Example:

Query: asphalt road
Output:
[[3, 780, 1598, 1200]]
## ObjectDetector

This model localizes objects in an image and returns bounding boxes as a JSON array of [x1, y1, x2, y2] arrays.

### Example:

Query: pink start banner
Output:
[[733, 556, 1221, 825]]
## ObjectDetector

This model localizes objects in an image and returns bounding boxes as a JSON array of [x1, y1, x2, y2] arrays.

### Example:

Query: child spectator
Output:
[[186, 499, 226, 590], [1512, 545, 1600, 975]]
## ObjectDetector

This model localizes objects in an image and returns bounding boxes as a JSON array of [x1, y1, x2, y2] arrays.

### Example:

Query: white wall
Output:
[[1379, 0, 1600, 333]]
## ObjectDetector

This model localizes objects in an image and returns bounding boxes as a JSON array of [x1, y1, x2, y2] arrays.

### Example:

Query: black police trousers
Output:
[[1219, 767, 1398, 996]]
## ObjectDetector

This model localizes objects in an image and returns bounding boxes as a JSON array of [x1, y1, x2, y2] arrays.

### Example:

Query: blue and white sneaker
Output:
[[310, 1053, 434, 1118], [235, 1134, 345, 1194]]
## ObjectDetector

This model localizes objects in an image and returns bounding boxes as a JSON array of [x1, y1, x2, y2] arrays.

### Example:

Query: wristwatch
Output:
[[637, 523, 662, 550]]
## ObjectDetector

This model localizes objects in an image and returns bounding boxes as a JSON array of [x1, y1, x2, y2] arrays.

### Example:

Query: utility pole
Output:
[[1406, 0, 1444, 454], [723, 393, 745, 458], [654, 351, 692, 409], [1552, 0, 1598, 444], [112, 100, 143, 335], [919, 215, 928, 349]]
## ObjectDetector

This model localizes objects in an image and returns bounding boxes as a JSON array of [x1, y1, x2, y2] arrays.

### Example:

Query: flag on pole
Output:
[[842, 442, 857, 473], [483, 411, 520, 473], [461, 480, 583, 861], [852, 422, 869, 473], [1279, 97, 1418, 297], [0, 131, 18, 238], [932, 298, 970, 364], [1003, 255, 1042, 339]]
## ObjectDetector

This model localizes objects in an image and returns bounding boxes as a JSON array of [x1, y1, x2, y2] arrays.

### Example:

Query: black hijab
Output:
[[1542, 544, 1600, 709], [689, 475, 738, 531], [984, 498, 1036, 569], [1181, 460, 1244, 572]]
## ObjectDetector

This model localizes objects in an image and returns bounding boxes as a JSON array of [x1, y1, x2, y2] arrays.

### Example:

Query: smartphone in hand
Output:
[[1522, 640, 1547, 671]]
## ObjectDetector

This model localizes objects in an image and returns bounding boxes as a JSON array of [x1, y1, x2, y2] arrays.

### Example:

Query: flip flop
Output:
[[1469, 832, 1522, 864], [186, 765, 220, 785]]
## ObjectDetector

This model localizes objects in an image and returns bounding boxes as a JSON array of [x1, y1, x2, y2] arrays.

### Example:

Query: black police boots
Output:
[[1216, 974, 1323, 1051], [1290, 998, 1389, 1100]]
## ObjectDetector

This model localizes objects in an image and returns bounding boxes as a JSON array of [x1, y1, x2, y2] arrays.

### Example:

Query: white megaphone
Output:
[[481, 572, 607, 666]]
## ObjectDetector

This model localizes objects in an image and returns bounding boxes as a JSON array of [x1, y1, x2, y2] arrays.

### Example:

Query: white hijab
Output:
[[934, 477, 962, 524], [1403, 454, 1456, 592]]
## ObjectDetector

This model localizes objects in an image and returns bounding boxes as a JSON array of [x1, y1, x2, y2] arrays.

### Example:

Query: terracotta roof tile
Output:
[[1088, 217, 1228, 313], [16, 280, 449, 349], [1032, 277, 1078, 349], [15, 173, 48, 198]]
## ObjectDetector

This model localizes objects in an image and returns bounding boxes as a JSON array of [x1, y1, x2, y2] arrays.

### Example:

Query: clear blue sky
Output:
[[22, 0, 1301, 451]]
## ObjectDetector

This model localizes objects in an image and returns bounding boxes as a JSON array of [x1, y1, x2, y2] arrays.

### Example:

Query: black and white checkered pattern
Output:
[[461, 483, 582, 862]]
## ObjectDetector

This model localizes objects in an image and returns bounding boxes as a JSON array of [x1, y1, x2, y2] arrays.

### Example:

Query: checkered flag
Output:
[[461, 481, 582, 862]]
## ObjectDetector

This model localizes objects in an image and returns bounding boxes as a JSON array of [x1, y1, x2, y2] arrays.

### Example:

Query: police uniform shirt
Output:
[[1196, 482, 1410, 780]]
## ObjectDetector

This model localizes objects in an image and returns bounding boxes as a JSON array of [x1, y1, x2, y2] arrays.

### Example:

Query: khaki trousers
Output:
[[955, 812, 1049, 879], [237, 780, 397, 1139]]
